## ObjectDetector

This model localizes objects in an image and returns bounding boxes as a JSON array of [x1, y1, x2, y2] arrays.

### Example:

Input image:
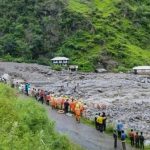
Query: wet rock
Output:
[[142, 85, 148, 89], [47, 71, 52, 76], [135, 115, 142, 120], [97, 89, 103, 93], [129, 117, 134, 122], [79, 75, 85, 79]]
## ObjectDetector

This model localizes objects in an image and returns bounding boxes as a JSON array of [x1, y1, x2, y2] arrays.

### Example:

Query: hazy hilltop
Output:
[[0, 0, 150, 71]]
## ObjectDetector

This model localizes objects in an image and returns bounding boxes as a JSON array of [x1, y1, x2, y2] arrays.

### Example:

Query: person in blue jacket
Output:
[[117, 120, 123, 138], [121, 130, 126, 150], [25, 82, 30, 96]]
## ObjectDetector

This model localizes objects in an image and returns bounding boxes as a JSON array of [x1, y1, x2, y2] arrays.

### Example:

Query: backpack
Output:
[[121, 134, 126, 141], [139, 135, 144, 142]]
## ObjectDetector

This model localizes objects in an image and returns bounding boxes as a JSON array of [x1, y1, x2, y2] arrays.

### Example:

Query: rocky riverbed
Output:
[[0, 62, 150, 142]]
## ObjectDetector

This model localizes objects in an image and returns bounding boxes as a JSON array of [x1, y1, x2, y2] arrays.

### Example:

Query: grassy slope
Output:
[[0, 84, 83, 150], [68, 0, 121, 16], [57, 0, 150, 72]]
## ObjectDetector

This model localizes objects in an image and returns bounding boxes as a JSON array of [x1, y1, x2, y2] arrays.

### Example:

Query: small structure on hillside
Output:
[[133, 66, 150, 75], [51, 57, 69, 65], [68, 65, 78, 72]]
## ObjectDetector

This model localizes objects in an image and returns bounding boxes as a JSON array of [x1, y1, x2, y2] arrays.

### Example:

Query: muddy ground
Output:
[[0, 62, 150, 142]]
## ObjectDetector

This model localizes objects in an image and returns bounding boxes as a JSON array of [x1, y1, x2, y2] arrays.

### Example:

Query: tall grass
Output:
[[0, 83, 83, 150]]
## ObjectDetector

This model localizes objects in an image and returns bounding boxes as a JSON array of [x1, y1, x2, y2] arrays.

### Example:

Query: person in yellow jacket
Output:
[[96, 114, 105, 132], [75, 102, 81, 123]]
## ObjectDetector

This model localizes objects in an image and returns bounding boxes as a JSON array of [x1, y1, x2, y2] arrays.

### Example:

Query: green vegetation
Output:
[[52, 65, 62, 71], [81, 117, 95, 127], [0, 83, 83, 150], [0, 0, 150, 71]]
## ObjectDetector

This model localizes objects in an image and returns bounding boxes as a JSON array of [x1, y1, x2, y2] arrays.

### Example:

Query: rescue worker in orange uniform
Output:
[[57, 97, 62, 109], [80, 102, 84, 116], [70, 99, 75, 113], [61, 97, 65, 110], [75, 102, 81, 123], [51, 96, 56, 109]]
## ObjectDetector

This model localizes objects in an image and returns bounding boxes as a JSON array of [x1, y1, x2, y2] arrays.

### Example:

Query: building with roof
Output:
[[51, 57, 69, 65], [68, 65, 78, 72], [133, 66, 150, 75]]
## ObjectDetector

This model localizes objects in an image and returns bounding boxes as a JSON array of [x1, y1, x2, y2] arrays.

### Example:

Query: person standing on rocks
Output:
[[139, 132, 145, 149], [113, 130, 118, 149], [128, 129, 135, 147], [117, 120, 123, 138], [135, 132, 140, 148], [102, 112, 107, 131], [121, 130, 126, 150]]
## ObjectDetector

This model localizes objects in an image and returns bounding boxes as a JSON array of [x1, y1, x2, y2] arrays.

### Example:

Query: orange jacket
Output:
[[70, 101, 75, 112], [75, 102, 81, 115], [61, 98, 65, 105], [75, 108, 81, 116], [51, 97, 56, 106]]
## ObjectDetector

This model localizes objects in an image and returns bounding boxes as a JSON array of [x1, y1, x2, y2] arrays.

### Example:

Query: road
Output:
[[19, 93, 135, 150]]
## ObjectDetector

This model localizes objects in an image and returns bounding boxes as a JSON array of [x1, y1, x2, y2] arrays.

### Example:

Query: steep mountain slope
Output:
[[0, 0, 150, 71]]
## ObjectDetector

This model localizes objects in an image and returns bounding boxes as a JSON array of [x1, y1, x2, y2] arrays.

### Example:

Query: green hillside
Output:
[[0, 0, 150, 71], [0, 83, 83, 150]]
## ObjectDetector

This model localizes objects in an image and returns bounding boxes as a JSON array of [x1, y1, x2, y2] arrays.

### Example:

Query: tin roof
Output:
[[51, 57, 69, 61], [133, 66, 150, 70]]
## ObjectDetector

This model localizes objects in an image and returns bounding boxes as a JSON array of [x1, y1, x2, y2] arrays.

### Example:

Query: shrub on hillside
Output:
[[52, 65, 62, 71]]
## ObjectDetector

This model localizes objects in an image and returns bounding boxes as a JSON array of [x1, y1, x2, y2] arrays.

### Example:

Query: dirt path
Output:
[[44, 105, 135, 150]]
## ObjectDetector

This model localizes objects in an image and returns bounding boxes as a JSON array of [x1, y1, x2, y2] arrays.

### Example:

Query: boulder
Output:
[[47, 71, 53, 76], [79, 75, 85, 79], [1, 73, 12, 84], [95, 68, 107, 73]]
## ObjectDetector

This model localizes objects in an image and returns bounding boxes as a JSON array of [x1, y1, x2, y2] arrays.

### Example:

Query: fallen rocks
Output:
[[83, 100, 150, 140]]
